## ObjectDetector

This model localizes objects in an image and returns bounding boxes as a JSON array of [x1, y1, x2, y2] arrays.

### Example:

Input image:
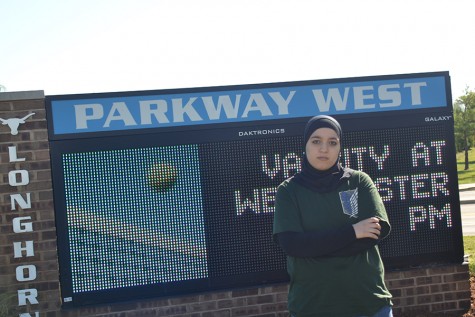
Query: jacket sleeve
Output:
[[328, 172, 391, 257], [327, 237, 379, 257], [275, 225, 357, 257], [273, 175, 391, 258], [274, 183, 358, 257], [357, 172, 391, 240]]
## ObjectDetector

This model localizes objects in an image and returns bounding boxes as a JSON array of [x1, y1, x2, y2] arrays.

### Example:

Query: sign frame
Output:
[[46, 71, 463, 308]]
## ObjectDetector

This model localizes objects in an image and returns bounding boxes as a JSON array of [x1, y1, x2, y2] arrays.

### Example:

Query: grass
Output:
[[457, 149, 475, 184], [464, 236, 475, 275]]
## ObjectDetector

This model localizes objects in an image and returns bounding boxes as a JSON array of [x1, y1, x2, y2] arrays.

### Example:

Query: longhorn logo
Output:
[[0, 113, 35, 135]]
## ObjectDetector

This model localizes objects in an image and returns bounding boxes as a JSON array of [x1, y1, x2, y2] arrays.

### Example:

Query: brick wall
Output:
[[0, 91, 471, 316], [386, 263, 471, 315], [0, 91, 62, 316]]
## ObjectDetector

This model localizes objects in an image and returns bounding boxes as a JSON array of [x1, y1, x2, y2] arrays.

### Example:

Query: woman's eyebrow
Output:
[[311, 136, 339, 140]]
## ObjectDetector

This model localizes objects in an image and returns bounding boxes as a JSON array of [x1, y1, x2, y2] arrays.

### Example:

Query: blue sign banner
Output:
[[50, 74, 448, 135]]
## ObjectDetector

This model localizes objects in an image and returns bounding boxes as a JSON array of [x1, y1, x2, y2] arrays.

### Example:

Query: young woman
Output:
[[273, 115, 393, 317]]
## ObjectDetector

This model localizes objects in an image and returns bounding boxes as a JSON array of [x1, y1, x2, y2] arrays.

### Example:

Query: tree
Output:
[[454, 88, 475, 170], [0, 84, 5, 92]]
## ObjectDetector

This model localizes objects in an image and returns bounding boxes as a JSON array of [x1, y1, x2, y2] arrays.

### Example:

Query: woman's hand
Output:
[[352, 217, 381, 239]]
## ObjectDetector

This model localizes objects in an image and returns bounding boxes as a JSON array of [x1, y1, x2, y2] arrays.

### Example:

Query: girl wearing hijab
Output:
[[273, 115, 393, 317]]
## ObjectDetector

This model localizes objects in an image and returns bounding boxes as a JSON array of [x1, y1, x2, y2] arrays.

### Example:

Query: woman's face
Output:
[[305, 127, 341, 171]]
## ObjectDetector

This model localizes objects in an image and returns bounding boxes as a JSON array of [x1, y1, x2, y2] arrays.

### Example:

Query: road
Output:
[[460, 185, 475, 236]]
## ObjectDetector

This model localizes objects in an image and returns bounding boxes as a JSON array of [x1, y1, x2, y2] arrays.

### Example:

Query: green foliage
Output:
[[455, 133, 473, 153], [454, 89, 475, 169]]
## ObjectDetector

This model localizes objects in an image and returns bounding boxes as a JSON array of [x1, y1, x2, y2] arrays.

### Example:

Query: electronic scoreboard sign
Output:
[[46, 72, 463, 307]]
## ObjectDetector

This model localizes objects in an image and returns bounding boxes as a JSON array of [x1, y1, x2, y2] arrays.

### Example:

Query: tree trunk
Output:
[[465, 136, 470, 170]]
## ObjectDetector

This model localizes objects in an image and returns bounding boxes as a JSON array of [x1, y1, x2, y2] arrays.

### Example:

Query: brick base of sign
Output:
[[2, 262, 471, 316], [386, 263, 471, 316], [0, 92, 471, 317], [45, 264, 472, 317]]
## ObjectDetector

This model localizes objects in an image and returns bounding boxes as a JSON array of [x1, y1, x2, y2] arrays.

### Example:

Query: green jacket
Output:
[[273, 171, 392, 317]]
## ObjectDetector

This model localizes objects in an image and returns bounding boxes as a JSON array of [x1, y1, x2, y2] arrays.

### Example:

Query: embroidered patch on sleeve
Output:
[[339, 188, 358, 218]]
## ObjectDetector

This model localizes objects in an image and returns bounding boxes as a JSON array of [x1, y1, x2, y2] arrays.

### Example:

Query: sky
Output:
[[1, 0, 474, 101]]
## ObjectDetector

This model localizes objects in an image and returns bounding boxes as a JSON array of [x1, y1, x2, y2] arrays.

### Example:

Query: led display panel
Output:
[[47, 72, 463, 307]]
